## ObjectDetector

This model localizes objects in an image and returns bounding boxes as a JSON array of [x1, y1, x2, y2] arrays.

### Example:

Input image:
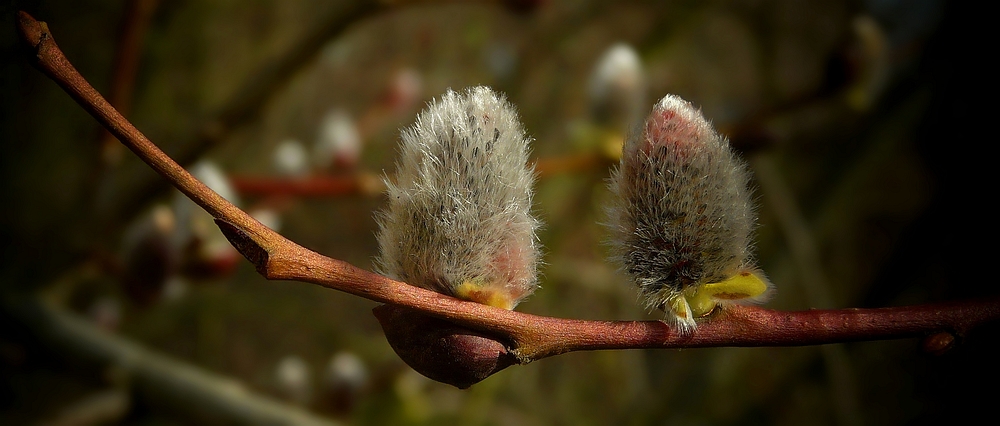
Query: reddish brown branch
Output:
[[515, 299, 1000, 357], [230, 173, 383, 198], [18, 11, 1000, 389], [228, 155, 607, 199]]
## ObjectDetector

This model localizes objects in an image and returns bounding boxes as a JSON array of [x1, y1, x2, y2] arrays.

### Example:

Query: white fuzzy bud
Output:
[[273, 139, 309, 177], [174, 160, 240, 278], [589, 42, 647, 127], [383, 67, 423, 113], [275, 355, 311, 405], [375, 86, 540, 309], [607, 94, 770, 332], [324, 351, 368, 392], [189, 160, 240, 205], [321, 351, 368, 414], [174, 160, 240, 249], [314, 109, 362, 170], [249, 207, 282, 233]]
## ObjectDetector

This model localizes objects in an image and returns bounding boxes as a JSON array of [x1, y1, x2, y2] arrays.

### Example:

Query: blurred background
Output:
[[2, 0, 997, 424]]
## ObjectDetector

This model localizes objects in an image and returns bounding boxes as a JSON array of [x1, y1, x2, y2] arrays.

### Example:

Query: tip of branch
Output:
[[373, 304, 517, 389], [17, 11, 48, 51]]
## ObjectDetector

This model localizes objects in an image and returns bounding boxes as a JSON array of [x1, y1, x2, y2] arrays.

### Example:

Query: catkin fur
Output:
[[375, 86, 540, 309], [607, 94, 762, 331]]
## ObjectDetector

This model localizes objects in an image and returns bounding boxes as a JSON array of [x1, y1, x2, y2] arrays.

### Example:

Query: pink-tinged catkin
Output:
[[375, 86, 540, 310], [607, 94, 769, 332]]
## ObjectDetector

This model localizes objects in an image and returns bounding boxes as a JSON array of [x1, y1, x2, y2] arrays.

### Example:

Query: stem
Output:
[[231, 173, 383, 198], [98, 0, 160, 164], [534, 153, 610, 178], [512, 299, 1000, 359], [228, 154, 612, 199], [16, 10, 1000, 383], [108, 1, 380, 222]]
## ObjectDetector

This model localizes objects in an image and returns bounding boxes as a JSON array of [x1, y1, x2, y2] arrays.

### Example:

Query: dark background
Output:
[[2, 0, 997, 424]]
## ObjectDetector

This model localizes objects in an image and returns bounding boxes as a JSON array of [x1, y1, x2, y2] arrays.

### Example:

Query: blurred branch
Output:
[[108, 0, 380, 221], [231, 173, 384, 198], [98, 0, 160, 165], [229, 154, 610, 199], [534, 153, 611, 178], [752, 154, 862, 426], [4, 296, 339, 426], [39, 389, 130, 426], [18, 11, 1000, 389]]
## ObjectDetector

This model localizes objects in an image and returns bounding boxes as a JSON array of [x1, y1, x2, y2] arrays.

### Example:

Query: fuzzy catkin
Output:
[[607, 94, 765, 331], [375, 86, 540, 310]]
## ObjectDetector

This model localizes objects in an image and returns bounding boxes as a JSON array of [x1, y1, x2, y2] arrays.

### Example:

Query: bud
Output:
[[375, 86, 540, 310], [381, 67, 423, 114], [588, 42, 647, 129], [606, 94, 770, 332], [249, 207, 282, 233], [275, 355, 311, 405], [174, 160, 240, 279], [314, 109, 362, 170], [272, 138, 309, 177], [120, 204, 177, 306], [320, 351, 369, 415], [373, 304, 515, 389]]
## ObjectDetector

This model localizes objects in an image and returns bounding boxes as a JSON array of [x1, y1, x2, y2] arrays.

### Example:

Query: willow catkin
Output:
[[375, 86, 540, 310], [607, 94, 770, 332]]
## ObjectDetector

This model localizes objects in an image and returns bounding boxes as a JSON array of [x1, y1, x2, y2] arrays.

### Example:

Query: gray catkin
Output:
[[375, 86, 540, 309], [607, 94, 762, 331]]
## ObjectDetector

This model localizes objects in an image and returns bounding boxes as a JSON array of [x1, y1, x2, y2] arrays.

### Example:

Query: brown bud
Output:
[[922, 331, 957, 356], [372, 304, 517, 389]]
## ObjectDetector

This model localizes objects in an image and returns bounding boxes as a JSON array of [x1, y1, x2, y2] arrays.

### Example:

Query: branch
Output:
[[39, 389, 129, 426], [107, 0, 380, 221], [752, 154, 863, 426], [228, 154, 609, 199], [98, 0, 160, 165], [17, 11, 1000, 389], [230, 173, 384, 198], [4, 296, 340, 426], [534, 152, 612, 178]]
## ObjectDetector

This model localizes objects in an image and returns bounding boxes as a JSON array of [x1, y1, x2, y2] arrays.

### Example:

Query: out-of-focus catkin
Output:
[[607, 94, 770, 332], [375, 86, 540, 310]]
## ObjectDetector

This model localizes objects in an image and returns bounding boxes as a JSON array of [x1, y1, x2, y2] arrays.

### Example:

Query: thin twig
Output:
[[231, 173, 383, 198], [17, 11, 1000, 389], [228, 154, 608, 198], [38, 389, 130, 426], [107, 0, 381, 222], [753, 154, 862, 426], [534, 153, 610, 178], [98, 0, 160, 165]]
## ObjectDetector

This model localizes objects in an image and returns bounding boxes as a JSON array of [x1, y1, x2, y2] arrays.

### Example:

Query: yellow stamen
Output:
[[684, 270, 769, 317], [455, 280, 514, 310]]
